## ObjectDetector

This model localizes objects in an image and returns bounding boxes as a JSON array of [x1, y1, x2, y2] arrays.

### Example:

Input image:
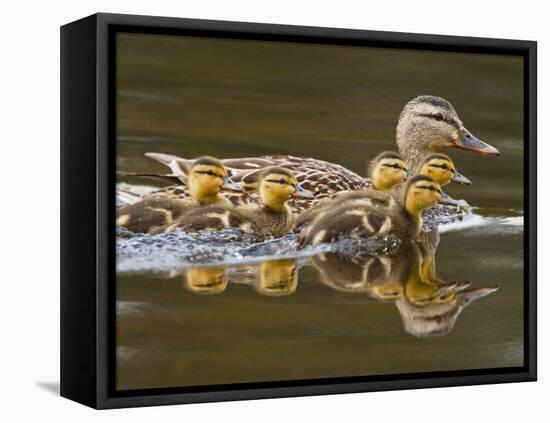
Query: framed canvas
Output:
[[60, 13, 537, 409]]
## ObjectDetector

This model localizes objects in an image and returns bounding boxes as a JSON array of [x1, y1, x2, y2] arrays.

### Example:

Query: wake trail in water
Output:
[[116, 227, 401, 274], [439, 213, 524, 234], [116, 212, 522, 274]]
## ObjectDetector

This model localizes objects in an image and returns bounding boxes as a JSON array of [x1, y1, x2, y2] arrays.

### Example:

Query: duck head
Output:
[[369, 151, 408, 191], [403, 175, 443, 221], [188, 156, 243, 204], [259, 167, 313, 212], [419, 153, 471, 186], [396, 96, 500, 170]]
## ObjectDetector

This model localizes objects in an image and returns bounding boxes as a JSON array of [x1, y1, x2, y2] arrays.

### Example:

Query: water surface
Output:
[[115, 33, 524, 390]]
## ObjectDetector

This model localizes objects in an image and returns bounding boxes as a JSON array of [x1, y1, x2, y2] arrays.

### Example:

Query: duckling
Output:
[[294, 151, 407, 230], [387, 153, 471, 205], [139, 96, 498, 213], [417, 153, 470, 186], [116, 156, 243, 234], [116, 197, 190, 234], [298, 175, 444, 247], [298, 151, 473, 233], [155, 167, 313, 238], [368, 151, 409, 191]]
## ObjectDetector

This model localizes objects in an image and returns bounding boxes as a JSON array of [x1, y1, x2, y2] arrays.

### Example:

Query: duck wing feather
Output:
[[141, 154, 371, 213]]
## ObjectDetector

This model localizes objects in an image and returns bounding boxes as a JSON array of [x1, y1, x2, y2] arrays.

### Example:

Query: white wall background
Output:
[[1, 0, 546, 421]]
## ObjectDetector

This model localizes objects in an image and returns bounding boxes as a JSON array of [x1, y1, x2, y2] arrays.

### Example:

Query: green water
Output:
[[115, 33, 524, 390]]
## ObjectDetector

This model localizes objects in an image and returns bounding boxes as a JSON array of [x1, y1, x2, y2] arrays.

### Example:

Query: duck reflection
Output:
[[311, 251, 408, 298], [182, 259, 300, 296], [184, 266, 228, 294], [254, 259, 299, 296], [180, 239, 497, 337], [397, 279, 498, 337], [310, 242, 498, 337]]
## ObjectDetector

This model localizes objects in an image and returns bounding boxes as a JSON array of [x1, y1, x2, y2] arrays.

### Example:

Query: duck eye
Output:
[[392, 164, 401, 169], [429, 163, 449, 170], [266, 178, 287, 185], [434, 113, 444, 121], [206, 170, 215, 176]]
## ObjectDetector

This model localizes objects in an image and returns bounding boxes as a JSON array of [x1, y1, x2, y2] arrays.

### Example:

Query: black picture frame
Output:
[[60, 12, 537, 409]]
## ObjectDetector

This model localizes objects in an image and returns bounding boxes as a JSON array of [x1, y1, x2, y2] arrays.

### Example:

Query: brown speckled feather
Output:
[[142, 154, 371, 213]]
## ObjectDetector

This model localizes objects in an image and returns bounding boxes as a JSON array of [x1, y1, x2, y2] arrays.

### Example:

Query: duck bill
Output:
[[455, 129, 500, 156], [459, 286, 499, 307], [451, 171, 472, 185], [438, 191, 461, 207], [222, 177, 244, 192], [292, 186, 314, 199]]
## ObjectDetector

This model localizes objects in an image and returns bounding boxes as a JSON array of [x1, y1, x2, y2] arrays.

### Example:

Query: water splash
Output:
[[439, 213, 524, 234], [116, 212, 523, 274], [115, 181, 522, 273], [116, 227, 401, 274]]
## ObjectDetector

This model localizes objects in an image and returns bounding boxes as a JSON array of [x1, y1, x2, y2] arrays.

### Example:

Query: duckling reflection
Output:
[[310, 243, 498, 337], [397, 282, 498, 337], [311, 251, 404, 296], [254, 258, 299, 297], [184, 266, 228, 294], [310, 241, 425, 295], [397, 246, 498, 336]]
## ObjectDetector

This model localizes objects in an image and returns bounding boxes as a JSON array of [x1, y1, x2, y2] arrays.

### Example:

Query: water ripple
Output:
[[116, 227, 400, 274], [116, 212, 522, 274]]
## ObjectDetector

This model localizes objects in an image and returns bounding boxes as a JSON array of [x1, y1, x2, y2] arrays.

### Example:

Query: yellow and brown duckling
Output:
[[417, 153, 470, 186], [137, 96, 498, 214], [368, 151, 409, 191], [294, 151, 408, 230], [116, 156, 243, 234], [154, 167, 313, 238], [387, 152, 471, 206], [298, 151, 472, 233], [298, 175, 446, 247]]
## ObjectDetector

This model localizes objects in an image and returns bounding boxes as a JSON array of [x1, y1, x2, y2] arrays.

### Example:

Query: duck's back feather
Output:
[[142, 154, 370, 213]]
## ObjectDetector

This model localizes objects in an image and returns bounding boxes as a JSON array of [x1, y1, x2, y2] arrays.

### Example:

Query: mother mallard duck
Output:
[[121, 95, 499, 213]]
